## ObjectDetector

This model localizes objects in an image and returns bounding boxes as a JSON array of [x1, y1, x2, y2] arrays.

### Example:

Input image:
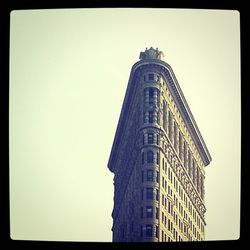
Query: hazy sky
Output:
[[10, 9, 240, 241]]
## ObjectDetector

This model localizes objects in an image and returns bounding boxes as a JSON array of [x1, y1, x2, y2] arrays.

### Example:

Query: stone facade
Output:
[[108, 47, 212, 242]]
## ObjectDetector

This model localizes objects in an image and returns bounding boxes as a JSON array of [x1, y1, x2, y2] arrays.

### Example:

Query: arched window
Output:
[[147, 151, 154, 163]]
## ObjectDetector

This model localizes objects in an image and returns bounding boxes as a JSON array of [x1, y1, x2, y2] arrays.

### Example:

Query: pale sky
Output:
[[9, 8, 240, 242]]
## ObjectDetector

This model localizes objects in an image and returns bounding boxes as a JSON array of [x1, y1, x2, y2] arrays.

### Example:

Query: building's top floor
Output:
[[108, 48, 211, 172]]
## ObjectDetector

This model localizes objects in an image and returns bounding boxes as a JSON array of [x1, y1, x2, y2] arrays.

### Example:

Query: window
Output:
[[156, 207, 159, 219], [163, 101, 167, 131], [146, 188, 153, 200], [157, 112, 160, 124], [148, 73, 154, 81], [155, 226, 159, 238], [146, 225, 153, 237], [156, 152, 159, 165], [174, 122, 178, 151], [148, 88, 154, 105], [140, 225, 143, 237], [141, 189, 144, 200], [141, 207, 143, 218], [142, 152, 145, 165], [168, 201, 171, 213], [156, 134, 159, 145], [179, 131, 183, 160], [168, 111, 173, 141], [147, 151, 154, 163], [143, 134, 145, 145], [143, 112, 147, 123], [156, 189, 159, 201], [148, 133, 154, 144], [130, 221, 134, 232], [184, 141, 187, 169], [149, 111, 153, 123], [156, 171, 159, 183], [141, 171, 144, 183], [146, 206, 153, 218], [147, 170, 153, 181]]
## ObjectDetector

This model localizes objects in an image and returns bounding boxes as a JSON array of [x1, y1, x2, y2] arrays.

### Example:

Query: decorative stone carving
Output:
[[139, 47, 165, 61]]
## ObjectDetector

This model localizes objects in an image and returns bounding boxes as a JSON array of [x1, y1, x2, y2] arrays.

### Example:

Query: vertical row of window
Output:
[[160, 215, 174, 235], [162, 126, 204, 198], [168, 110, 173, 142], [163, 101, 167, 131], [143, 86, 160, 125], [162, 156, 204, 241], [161, 97, 205, 198], [161, 230, 171, 242]]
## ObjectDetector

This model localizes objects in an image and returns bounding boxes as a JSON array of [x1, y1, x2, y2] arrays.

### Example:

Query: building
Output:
[[107, 47, 212, 242]]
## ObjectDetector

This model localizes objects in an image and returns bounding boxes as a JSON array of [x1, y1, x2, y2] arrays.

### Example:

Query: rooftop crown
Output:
[[139, 47, 165, 61]]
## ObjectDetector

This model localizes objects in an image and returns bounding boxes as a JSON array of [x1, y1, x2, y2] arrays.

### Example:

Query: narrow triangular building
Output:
[[108, 48, 212, 242]]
